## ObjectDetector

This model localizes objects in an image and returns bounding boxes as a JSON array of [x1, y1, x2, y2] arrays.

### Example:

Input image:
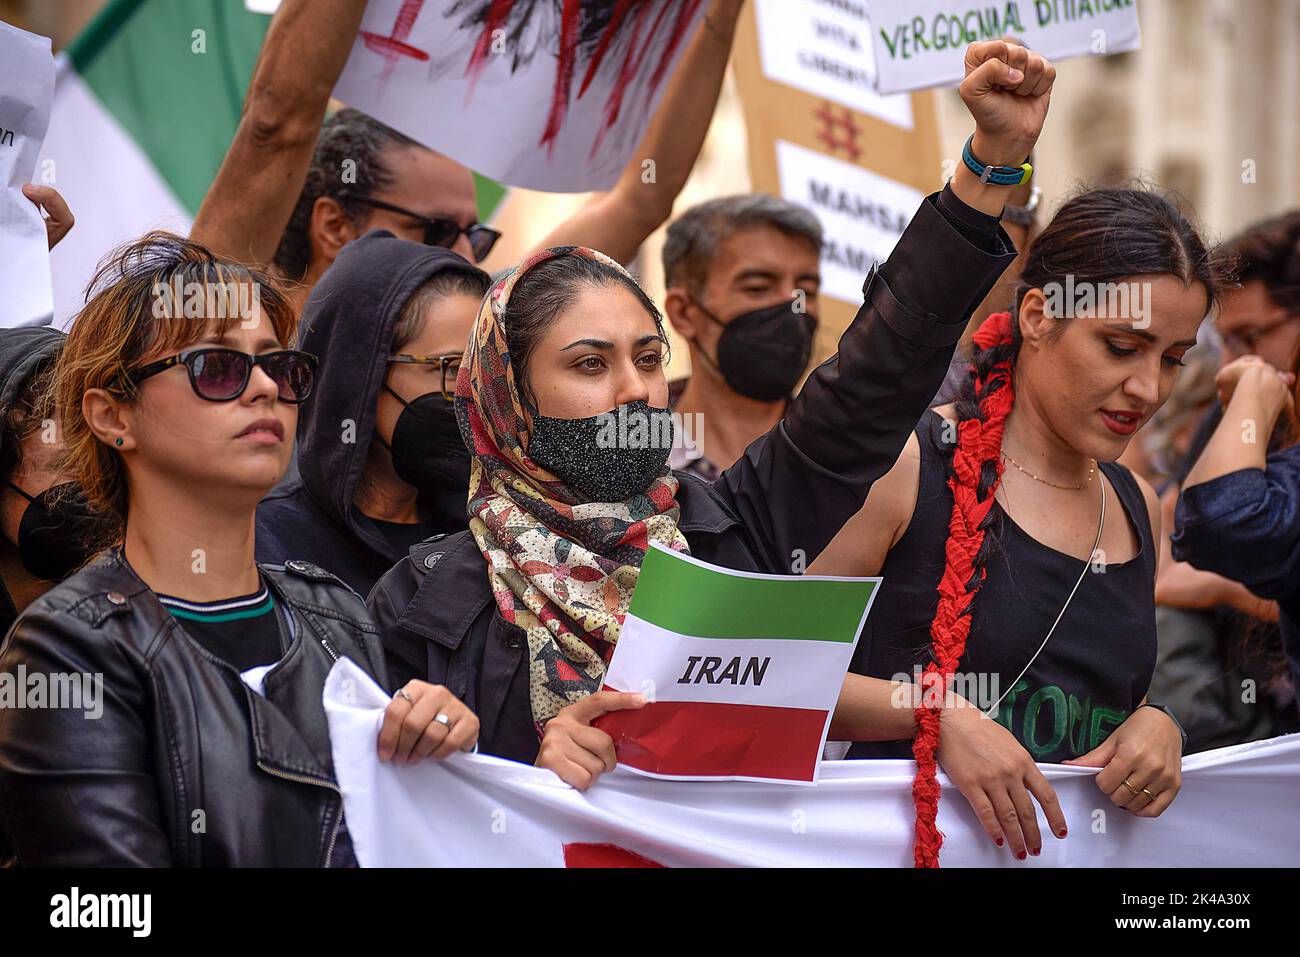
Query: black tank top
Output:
[[848, 408, 1158, 763]]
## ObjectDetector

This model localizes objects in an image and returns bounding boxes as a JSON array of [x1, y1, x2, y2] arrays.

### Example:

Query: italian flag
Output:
[[37, 0, 506, 328], [597, 544, 876, 783]]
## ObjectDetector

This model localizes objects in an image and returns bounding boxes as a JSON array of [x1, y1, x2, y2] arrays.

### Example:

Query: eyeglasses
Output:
[[338, 193, 502, 263], [1220, 314, 1300, 357], [127, 349, 319, 403], [387, 353, 461, 401]]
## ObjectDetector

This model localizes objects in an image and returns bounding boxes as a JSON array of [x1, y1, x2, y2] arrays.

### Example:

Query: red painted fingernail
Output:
[[1058, 827, 1068, 837], [1016, 851, 1027, 860], [1031, 847, 1041, 856], [995, 838, 1004, 847]]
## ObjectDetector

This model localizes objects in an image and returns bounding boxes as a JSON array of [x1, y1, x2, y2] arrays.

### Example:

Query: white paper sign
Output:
[[332, 0, 707, 192], [775, 140, 924, 306], [869, 0, 1142, 94], [753, 0, 913, 130], [0, 22, 56, 327]]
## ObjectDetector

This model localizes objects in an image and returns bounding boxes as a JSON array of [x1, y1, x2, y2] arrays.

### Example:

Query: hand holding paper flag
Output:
[[596, 543, 878, 783]]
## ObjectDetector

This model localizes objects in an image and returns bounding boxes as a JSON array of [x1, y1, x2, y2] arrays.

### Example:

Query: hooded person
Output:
[[0, 326, 111, 634], [256, 230, 491, 595]]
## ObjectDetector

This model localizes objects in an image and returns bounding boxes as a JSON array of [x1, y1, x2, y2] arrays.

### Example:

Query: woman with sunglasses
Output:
[[0, 233, 478, 866], [256, 230, 491, 596]]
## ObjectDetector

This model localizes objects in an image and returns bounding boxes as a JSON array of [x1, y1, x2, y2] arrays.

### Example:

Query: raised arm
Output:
[[711, 41, 1054, 573], [533, 0, 746, 264], [189, 0, 368, 268]]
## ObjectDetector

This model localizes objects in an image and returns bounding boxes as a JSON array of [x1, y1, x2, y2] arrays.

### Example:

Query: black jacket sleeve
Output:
[[0, 607, 174, 866], [710, 185, 1018, 573]]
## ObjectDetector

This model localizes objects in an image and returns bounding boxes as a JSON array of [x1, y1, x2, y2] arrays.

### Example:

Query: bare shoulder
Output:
[[810, 430, 924, 576]]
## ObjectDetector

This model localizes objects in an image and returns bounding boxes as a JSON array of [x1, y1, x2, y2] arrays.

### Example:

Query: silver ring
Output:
[[395, 688, 414, 704], [434, 712, 453, 728]]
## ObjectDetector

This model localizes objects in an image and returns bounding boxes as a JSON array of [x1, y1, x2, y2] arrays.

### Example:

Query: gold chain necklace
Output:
[[1000, 450, 1096, 490]]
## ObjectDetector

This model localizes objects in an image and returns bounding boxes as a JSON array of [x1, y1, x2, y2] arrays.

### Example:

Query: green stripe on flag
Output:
[[628, 546, 875, 643], [67, 0, 269, 214], [474, 172, 508, 223]]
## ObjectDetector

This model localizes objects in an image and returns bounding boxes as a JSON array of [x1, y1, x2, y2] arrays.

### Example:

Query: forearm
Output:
[[829, 674, 919, 741], [1184, 388, 1283, 489], [534, 0, 744, 262], [190, 0, 369, 265]]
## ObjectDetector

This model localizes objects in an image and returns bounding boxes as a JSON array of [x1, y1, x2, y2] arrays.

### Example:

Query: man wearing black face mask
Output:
[[256, 232, 489, 596], [662, 195, 824, 480], [0, 328, 111, 634]]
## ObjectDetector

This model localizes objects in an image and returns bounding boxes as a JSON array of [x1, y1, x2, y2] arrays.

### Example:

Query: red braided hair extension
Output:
[[911, 311, 1018, 867]]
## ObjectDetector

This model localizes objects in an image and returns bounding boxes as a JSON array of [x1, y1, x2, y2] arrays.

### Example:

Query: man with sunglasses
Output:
[[191, 0, 747, 312]]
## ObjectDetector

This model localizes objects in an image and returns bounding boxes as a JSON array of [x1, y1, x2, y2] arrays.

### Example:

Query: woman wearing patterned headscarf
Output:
[[368, 40, 1054, 788]]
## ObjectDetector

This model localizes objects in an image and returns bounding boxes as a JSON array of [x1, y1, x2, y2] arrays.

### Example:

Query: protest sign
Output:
[[324, 657, 1300, 867], [0, 21, 56, 327], [330, 0, 708, 192], [732, 3, 944, 362], [595, 543, 875, 784], [869, 0, 1142, 94], [752, 0, 912, 130]]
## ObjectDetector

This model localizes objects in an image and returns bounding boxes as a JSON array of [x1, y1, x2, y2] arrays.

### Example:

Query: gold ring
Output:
[[1141, 787, 1157, 800], [1121, 777, 1139, 796]]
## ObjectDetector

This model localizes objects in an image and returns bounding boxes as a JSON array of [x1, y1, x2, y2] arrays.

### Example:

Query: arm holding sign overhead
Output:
[[533, 0, 747, 266], [189, 0, 369, 268]]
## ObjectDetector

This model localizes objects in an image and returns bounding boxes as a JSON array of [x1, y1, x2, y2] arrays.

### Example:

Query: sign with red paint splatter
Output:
[[329, 0, 708, 191]]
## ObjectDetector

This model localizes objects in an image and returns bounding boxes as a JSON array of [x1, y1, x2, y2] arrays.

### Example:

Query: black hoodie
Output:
[[0, 326, 66, 634], [256, 231, 486, 596]]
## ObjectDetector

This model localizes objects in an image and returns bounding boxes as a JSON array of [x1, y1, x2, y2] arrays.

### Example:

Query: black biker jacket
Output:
[[0, 549, 389, 866]]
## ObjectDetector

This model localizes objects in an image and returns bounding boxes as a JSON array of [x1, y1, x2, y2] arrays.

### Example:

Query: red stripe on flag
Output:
[[596, 699, 828, 781], [563, 842, 665, 868]]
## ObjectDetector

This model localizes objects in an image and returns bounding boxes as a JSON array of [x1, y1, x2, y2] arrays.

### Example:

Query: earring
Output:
[[115, 437, 124, 447]]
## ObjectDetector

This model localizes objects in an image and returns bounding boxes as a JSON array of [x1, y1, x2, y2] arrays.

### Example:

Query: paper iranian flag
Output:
[[596, 544, 878, 784]]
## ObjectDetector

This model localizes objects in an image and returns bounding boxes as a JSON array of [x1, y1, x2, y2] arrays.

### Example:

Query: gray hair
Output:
[[662, 194, 823, 293]]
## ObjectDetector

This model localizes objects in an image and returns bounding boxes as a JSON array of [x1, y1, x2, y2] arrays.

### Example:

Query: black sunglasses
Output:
[[127, 349, 319, 404], [338, 193, 502, 263]]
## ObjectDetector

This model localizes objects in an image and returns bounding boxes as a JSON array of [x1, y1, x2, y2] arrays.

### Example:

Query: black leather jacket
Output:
[[0, 549, 389, 866], [369, 186, 1018, 765]]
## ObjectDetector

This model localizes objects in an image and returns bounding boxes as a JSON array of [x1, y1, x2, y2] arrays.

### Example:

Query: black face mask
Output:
[[527, 400, 674, 502], [695, 298, 817, 402], [6, 482, 107, 582], [376, 386, 472, 496]]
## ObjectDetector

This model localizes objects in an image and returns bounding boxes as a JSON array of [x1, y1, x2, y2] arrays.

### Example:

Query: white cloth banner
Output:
[[0, 21, 56, 327], [325, 659, 1300, 867], [869, 0, 1142, 94]]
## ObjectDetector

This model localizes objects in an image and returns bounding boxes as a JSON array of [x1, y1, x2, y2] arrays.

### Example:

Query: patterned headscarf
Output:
[[455, 246, 690, 731]]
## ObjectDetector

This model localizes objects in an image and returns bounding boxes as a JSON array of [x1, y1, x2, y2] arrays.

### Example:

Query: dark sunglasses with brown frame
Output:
[[126, 348, 319, 404]]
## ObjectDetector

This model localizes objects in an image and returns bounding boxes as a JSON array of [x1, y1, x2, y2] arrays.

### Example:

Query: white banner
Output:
[[0, 21, 56, 327], [324, 658, 1300, 867], [869, 0, 1142, 94], [330, 0, 707, 192]]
